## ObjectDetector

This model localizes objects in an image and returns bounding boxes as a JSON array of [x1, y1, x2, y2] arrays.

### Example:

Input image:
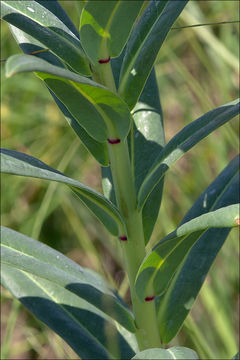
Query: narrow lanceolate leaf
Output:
[[1, 0, 91, 75], [118, 0, 188, 109], [8, 26, 109, 166], [80, 1, 145, 65], [6, 54, 131, 143], [131, 346, 199, 359], [135, 204, 239, 301], [138, 99, 240, 210], [1, 227, 136, 359], [1, 149, 125, 237], [131, 69, 165, 243], [34, 0, 80, 38], [157, 155, 239, 343]]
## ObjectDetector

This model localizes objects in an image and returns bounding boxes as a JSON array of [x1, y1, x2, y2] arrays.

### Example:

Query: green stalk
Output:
[[97, 59, 161, 350]]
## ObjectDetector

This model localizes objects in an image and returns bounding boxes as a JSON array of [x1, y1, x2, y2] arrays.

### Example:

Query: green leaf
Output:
[[232, 352, 239, 360], [156, 155, 239, 343], [1, 0, 91, 75], [50, 90, 110, 166], [118, 0, 188, 109], [138, 99, 240, 210], [0, 148, 126, 237], [131, 69, 165, 243], [80, 1, 145, 65], [35, 0, 80, 38], [5, 54, 131, 143], [7, 26, 109, 166], [135, 204, 239, 301], [1, 226, 136, 359], [131, 346, 199, 359]]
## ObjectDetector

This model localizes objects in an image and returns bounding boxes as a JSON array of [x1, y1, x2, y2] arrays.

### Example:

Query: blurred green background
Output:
[[1, 1, 239, 359]]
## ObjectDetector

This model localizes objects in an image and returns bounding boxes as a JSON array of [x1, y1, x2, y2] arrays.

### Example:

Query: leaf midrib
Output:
[[95, 1, 121, 59], [9, 265, 114, 358], [2, 1, 78, 39], [137, 105, 238, 209], [2, 1, 86, 59], [69, 81, 118, 138], [119, 1, 168, 94]]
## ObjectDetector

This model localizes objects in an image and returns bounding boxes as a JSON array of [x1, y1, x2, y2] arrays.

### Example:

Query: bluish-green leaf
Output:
[[1, 226, 136, 359], [132, 69, 165, 243], [135, 204, 239, 301], [156, 155, 239, 343], [0, 148, 126, 237], [35, 0, 80, 38], [119, 0, 188, 109], [138, 99, 240, 210], [131, 346, 199, 359], [232, 352, 239, 360], [1, 0, 91, 75], [80, 1, 145, 65], [6, 54, 131, 143], [7, 26, 109, 166]]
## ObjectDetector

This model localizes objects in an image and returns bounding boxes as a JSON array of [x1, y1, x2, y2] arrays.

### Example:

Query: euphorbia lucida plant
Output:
[[1, 1, 239, 359]]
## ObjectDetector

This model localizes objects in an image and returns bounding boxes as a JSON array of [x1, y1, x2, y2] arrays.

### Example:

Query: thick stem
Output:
[[97, 60, 161, 350], [108, 140, 161, 349]]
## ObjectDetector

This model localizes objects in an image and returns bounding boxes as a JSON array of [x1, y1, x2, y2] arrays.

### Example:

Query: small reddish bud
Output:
[[98, 56, 110, 64], [145, 295, 155, 302], [107, 138, 121, 145], [119, 235, 128, 242]]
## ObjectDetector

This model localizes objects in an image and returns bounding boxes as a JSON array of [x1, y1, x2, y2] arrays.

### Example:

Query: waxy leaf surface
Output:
[[131, 346, 198, 359], [131, 69, 165, 243], [138, 99, 240, 210], [1, 0, 91, 75], [6, 54, 131, 143], [80, 1, 144, 64], [1, 226, 136, 359], [35, 0, 80, 38], [156, 155, 239, 343], [1, 148, 125, 236], [135, 204, 239, 301], [7, 26, 109, 165], [119, 0, 188, 109]]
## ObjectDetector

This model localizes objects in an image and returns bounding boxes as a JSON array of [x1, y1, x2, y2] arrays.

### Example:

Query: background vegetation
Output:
[[1, 1, 239, 359]]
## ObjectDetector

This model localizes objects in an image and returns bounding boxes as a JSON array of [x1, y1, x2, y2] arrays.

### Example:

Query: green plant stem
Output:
[[97, 61, 161, 350]]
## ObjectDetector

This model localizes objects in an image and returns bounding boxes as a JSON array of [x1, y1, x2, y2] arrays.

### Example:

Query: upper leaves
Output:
[[137, 99, 240, 210], [1, 226, 136, 359], [1, 148, 126, 237], [1, 0, 91, 75], [7, 24, 109, 166], [80, 1, 145, 65], [5, 54, 132, 144], [118, 0, 188, 109]]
